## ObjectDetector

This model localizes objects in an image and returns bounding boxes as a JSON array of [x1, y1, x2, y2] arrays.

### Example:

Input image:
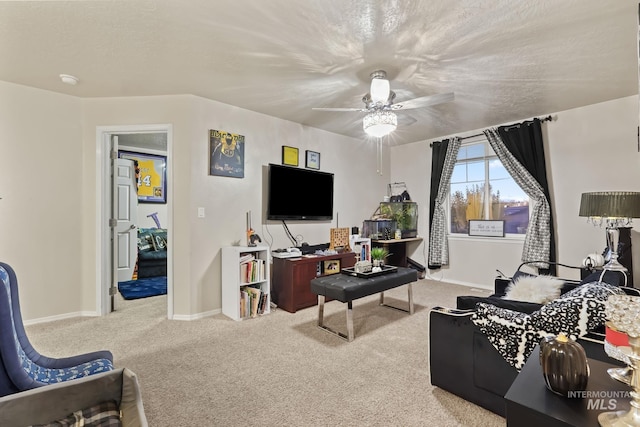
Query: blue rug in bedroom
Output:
[[118, 276, 167, 300]]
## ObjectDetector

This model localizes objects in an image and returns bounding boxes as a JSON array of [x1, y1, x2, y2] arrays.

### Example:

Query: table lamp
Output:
[[578, 192, 640, 274]]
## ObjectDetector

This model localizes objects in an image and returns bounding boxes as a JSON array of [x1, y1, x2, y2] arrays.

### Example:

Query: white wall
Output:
[[391, 95, 640, 289], [0, 85, 389, 321], [4, 75, 637, 320], [0, 81, 85, 320]]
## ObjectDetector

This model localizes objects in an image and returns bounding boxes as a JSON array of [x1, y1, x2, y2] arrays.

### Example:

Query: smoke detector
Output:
[[59, 74, 79, 85]]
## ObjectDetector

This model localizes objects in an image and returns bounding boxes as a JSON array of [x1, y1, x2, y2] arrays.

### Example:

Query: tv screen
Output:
[[267, 164, 334, 221]]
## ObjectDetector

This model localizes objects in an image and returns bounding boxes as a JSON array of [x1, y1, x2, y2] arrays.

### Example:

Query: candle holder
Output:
[[599, 295, 640, 426]]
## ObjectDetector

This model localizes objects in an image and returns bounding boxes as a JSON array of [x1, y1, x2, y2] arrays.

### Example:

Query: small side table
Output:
[[504, 345, 631, 427], [371, 237, 422, 267]]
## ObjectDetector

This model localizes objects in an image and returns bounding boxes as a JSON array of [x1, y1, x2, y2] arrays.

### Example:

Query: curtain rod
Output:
[[430, 115, 553, 146]]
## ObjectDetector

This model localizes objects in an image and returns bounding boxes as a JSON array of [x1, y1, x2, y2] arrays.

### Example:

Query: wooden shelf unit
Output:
[[271, 252, 356, 313]]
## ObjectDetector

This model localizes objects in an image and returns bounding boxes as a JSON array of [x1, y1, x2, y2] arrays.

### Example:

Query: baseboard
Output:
[[171, 308, 221, 321], [24, 311, 99, 326], [430, 277, 493, 291]]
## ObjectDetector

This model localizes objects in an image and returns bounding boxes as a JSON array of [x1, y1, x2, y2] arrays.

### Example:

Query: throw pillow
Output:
[[503, 274, 565, 304]]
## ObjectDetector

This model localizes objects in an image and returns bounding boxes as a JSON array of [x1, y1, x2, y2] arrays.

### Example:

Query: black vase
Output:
[[539, 333, 590, 397]]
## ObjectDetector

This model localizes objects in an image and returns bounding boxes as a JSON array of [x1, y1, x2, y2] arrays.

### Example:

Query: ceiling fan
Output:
[[313, 70, 454, 138]]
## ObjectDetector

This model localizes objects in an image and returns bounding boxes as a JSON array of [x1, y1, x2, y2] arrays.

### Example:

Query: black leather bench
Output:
[[310, 267, 417, 341]]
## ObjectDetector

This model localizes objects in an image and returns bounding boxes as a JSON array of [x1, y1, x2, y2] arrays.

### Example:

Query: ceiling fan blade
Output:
[[390, 92, 455, 110], [312, 107, 366, 112]]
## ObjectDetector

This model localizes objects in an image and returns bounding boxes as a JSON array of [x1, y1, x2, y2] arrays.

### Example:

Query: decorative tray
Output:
[[341, 265, 398, 278]]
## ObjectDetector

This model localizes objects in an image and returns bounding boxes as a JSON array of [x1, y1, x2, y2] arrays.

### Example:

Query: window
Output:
[[449, 139, 529, 235]]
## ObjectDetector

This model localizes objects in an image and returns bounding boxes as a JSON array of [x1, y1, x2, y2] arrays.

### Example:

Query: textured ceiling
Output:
[[0, 0, 637, 145]]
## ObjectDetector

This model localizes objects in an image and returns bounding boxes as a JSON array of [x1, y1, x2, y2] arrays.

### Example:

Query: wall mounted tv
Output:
[[267, 163, 334, 221]]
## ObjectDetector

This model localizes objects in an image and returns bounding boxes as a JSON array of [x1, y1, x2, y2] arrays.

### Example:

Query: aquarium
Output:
[[378, 202, 418, 238], [361, 219, 397, 240]]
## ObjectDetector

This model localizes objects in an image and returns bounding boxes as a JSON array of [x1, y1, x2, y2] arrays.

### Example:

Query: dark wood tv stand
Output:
[[271, 252, 356, 313]]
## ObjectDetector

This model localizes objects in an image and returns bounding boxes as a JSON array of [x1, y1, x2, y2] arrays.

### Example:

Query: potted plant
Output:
[[370, 247, 389, 268]]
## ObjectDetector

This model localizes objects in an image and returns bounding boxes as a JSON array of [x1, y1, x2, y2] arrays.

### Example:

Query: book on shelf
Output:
[[245, 287, 261, 318], [239, 252, 255, 264], [240, 258, 265, 283], [239, 289, 249, 319], [240, 285, 269, 318]]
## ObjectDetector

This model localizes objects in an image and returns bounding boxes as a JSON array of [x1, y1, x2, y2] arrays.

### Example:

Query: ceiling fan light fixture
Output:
[[363, 110, 397, 138], [370, 78, 390, 104]]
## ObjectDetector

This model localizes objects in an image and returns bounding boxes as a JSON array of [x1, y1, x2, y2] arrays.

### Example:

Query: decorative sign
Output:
[[209, 129, 245, 178], [118, 151, 167, 204], [305, 150, 320, 170], [282, 146, 299, 166], [468, 220, 505, 237]]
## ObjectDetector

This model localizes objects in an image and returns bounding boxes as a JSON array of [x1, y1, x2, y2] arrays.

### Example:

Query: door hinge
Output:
[[110, 149, 117, 160], [109, 218, 117, 227], [109, 286, 118, 296]]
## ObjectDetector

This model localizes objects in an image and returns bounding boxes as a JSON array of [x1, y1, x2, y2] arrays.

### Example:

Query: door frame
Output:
[[95, 124, 173, 318]]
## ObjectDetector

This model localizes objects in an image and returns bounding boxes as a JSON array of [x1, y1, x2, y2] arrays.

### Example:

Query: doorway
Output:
[[96, 124, 173, 318]]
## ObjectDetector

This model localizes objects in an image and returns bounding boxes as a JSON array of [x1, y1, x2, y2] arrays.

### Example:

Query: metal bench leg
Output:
[[317, 295, 325, 327], [316, 295, 353, 342], [379, 283, 414, 314], [408, 283, 414, 314], [346, 301, 354, 342]]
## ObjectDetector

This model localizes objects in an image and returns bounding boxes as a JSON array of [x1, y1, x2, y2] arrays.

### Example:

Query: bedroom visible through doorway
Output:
[[97, 125, 173, 319]]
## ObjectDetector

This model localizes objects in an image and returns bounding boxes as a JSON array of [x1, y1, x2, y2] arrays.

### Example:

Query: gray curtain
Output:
[[484, 129, 551, 266], [428, 137, 461, 268]]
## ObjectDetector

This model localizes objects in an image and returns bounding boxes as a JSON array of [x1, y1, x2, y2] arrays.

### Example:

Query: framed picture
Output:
[[305, 150, 320, 170], [209, 129, 245, 178], [282, 146, 299, 166], [468, 220, 505, 237], [323, 259, 341, 275], [118, 151, 167, 204]]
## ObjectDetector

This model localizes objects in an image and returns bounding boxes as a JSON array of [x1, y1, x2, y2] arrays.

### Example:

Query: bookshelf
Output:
[[349, 236, 371, 262], [221, 246, 271, 321]]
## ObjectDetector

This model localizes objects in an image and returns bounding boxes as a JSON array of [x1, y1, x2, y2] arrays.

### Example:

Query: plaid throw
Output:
[[32, 400, 121, 427]]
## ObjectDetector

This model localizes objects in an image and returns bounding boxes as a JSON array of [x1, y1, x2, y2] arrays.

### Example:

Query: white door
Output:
[[109, 146, 139, 312], [113, 158, 138, 284]]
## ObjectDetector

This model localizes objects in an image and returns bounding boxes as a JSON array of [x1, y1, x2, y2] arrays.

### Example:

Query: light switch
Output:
[[197, 207, 205, 218]]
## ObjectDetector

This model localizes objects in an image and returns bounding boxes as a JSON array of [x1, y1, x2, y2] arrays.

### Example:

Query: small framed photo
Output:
[[323, 259, 341, 275], [282, 146, 299, 166], [305, 150, 320, 170], [468, 220, 505, 237]]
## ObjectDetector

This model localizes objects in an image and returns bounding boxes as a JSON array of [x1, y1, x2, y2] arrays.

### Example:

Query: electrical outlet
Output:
[[197, 207, 205, 218]]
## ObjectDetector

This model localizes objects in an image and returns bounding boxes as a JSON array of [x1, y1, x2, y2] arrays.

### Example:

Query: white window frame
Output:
[[447, 137, 529, 241]]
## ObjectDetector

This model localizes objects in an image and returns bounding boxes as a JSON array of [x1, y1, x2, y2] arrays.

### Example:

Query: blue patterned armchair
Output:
[[0, 262, 114, 397]]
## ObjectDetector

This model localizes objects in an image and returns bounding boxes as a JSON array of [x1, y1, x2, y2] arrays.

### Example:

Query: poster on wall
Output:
[[118, 151, 167, 204], [209, 129, 245, 178]]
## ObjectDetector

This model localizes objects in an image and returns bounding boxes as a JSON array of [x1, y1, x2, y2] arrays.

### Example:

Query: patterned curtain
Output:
[[428, 137, 461, 269], [484, 128, 551, 267]]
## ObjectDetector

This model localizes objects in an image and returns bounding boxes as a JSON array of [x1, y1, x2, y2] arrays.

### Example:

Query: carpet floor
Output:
[[26, 277, 505, 427], [117, 276, 167, 300]]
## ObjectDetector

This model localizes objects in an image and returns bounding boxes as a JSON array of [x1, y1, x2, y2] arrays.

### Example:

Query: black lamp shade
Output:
[[579, 192, 640, 218]]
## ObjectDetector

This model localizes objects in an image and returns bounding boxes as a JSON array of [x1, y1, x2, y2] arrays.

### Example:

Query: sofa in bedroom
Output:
[[429, 265, 639, 417], [136, 228, 167, 279]]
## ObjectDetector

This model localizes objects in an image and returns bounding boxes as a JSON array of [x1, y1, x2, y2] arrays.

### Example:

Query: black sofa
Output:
[[136, 228, 167, 278], [429, 269, 638, 417]]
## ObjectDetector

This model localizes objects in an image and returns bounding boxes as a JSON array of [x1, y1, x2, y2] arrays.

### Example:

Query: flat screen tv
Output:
[[267, 163, 334, 221]]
